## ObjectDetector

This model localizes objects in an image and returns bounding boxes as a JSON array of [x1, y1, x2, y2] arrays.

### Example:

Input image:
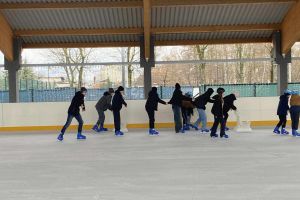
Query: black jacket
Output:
[[95, 92, 112, 111], [112, 90, 127, 111], [211, 94, 224, 117], [223, 94, 237, 114], [68, 91, 85, 115], [145, 90, 166, 111], [193, 90, 214, 110], [277, 94, 290, 115], [168, 88, 184, 106]]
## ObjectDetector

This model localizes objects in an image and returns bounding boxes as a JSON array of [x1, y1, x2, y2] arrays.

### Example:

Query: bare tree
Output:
[[265, 44, 276, 83], [194, 45, 208, 85], [47, 48, 94, 88], [126, 47, 139, 87]]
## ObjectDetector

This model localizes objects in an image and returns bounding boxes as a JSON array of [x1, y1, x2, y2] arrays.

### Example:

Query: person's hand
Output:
[[82, 107, 86, 112], [125, 104, 128, 107], [165, 102, 167, 105]]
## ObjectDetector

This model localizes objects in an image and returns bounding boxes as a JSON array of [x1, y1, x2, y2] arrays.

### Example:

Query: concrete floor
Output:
[[0, 129, 300, 200]]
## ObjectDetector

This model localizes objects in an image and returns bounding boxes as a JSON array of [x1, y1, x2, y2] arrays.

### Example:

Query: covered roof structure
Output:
[[0, 0, 299, 62]]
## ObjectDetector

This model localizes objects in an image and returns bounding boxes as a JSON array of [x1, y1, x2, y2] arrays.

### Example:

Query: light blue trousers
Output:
[[193, 108, 207, 129]]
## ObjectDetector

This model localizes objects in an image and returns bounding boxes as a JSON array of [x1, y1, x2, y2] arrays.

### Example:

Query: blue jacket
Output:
[[277, 94, 290, 115]]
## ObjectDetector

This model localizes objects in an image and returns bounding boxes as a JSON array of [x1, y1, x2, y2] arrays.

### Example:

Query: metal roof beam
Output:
[[15, 28, 144, 37], [155, 38, 272, 46], [0, 0, 295, 9], [152, 24, 280, 34], [152, 0, 296, 6], [143, 0, 151, 60], [14, 24, 279, 37], [0, 1, 143, 9], [22, 38, 271, 49], [22, 41, 140, 49]]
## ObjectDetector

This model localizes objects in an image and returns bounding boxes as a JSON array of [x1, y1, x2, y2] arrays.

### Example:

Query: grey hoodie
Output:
[[95, 92, 112, 111]]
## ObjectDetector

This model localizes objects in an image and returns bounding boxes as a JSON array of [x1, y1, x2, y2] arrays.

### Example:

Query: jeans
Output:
[[290, 106, 300, 130], [210, 115, 225, 137], [113, 110, 121, 132], [146, 108, 155, 129], [194, 108, 207, 129], [61, 113, 83, 134], [96, 109, 105, 127], [276, 114, 287, 128], [172, 105, 182, 132]]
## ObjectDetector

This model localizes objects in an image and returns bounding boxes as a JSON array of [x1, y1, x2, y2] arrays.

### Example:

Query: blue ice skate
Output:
[[181, 128, 185, 133], [57, 133, 64, 141], [189, 124, 198, 131], [292, 130, 300, 137], [153, 129, 159, 135], [184, 124, 190, 131], [281, 128, 289, 135], [210, 133, 218, 138], [201, 128, 210, 133], [115, 131, 124, 136], [221, 134, 229, 139], [77, 133, 86, 140], [98, 127, 108, 132], [92, 125, 99, 132], [273, 127, 280, 134], [149, 129, 159, 136]]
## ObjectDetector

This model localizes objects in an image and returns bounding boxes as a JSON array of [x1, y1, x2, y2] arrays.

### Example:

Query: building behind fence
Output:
[[1, 83, 300, 103]]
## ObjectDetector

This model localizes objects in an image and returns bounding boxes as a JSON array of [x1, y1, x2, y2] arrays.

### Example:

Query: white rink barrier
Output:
[[0, 97, 284, 131]]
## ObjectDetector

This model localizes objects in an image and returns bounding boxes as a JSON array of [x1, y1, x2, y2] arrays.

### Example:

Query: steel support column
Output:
[[4, 38, 22, 103], [273, 31, 291, 95], [140, 35, 155, 98]]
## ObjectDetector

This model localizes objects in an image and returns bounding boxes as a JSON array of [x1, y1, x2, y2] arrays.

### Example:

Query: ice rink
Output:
[[0, 128, 300, 200]]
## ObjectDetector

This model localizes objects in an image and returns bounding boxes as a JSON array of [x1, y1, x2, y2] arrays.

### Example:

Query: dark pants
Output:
[[182, 108, 188, 125], [96, 109, 105, 127], [224, 113, 230, 128], [113, 110, 121, 132], [276, 114, 287, 128], [211, 115, 226, 137], [61, 113, 83, 134], [146, 108, 155, 129], [290, 106, 300, 130], [172, 105, 182, 133]]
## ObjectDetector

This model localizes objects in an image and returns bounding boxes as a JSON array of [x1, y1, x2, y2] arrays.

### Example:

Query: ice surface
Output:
[[0, 129, 299, 200]]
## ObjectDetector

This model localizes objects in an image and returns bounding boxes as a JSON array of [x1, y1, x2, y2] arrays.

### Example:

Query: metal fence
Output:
[[1, 83, 300, 103], [0, 79, 56, 91]]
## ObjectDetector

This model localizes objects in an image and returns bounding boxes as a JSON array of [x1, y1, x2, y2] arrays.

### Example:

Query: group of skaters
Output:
[[274, 89, 300, 137], [168, 83, 237, 138], [57, 83, 238, 141]]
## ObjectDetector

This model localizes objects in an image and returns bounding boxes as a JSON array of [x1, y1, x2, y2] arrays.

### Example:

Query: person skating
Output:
[[181, 92, 196, 131], [273, 89, 292, 135], [193, 88, 214, 132], [111, 86, 127, 136], [168, 83, 185, 133], [223, 93, 237, 131], [57, 87, 87, 141], [145, 87, 167, 135], [210, 88, 228, 138], [289, 91, 300, 137], [93, 88, 114, 133]]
